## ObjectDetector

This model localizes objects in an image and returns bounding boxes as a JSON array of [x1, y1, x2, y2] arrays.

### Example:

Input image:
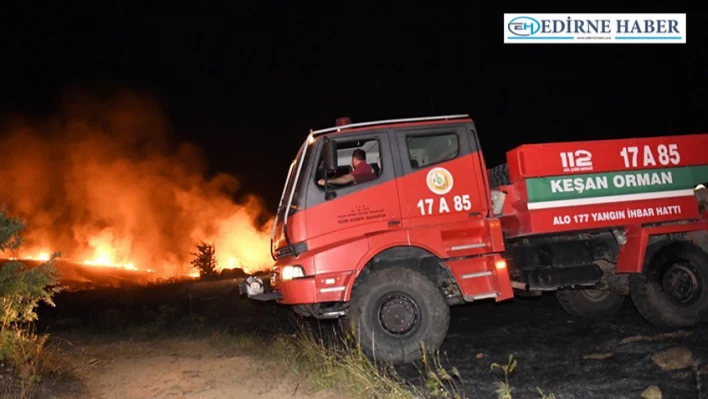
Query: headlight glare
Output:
[[281, 265, 305, 280]]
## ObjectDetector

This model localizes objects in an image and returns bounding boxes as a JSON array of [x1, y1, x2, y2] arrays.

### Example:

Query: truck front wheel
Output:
[[343, 267, 450, 364], [630, 240, 708, 329], [555, 288, 626, 318]]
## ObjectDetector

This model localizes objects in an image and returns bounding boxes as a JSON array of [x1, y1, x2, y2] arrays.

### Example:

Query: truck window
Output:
[[315, 138, 382, 189], [289, 140, 313, 211], [406, 132, 459, 168]]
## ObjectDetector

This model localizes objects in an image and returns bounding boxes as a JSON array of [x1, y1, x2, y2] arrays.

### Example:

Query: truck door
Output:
[[303, 130, 402, 246], [393, 123, 489, 229]]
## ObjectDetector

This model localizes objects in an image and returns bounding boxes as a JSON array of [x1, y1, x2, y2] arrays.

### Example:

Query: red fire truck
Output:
[[241, 114, 708, 364]]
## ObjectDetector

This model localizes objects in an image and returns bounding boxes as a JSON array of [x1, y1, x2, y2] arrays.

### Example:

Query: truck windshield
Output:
[[272, 137, 313, 241]]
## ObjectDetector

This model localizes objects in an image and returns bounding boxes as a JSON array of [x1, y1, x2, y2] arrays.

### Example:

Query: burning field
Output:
[[0, 91, 273, 286]]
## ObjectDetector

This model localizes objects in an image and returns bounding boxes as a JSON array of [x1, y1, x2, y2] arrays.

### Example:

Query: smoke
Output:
[[0, 90, 273, 277]]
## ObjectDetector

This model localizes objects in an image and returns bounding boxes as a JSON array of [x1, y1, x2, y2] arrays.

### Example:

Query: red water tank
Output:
[[336, 117, 351, 126]]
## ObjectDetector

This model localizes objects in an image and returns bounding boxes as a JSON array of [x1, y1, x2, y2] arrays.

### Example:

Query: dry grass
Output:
[[206, 321, 564, 399], [0, 330, 84, 399], [210, 328, 418, 398], [208, 325, 467, 399]]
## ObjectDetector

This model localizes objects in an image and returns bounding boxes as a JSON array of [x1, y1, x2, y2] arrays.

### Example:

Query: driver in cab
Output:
[[317, 149, 376, 187]]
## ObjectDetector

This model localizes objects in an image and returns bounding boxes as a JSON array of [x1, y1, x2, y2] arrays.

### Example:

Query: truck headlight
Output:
[[281, 265, 305, 280]]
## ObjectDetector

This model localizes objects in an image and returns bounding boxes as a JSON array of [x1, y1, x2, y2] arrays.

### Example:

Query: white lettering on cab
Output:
[[417, 195, 471, 216]]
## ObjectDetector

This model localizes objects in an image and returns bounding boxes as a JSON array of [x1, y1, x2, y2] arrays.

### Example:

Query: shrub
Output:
[[0, 207, 62, 384], [0, 260, 61, 337], [190, 241, 218, 278]]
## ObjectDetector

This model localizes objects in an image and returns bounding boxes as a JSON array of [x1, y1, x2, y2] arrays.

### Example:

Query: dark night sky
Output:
[[1, 6, 707, 212]]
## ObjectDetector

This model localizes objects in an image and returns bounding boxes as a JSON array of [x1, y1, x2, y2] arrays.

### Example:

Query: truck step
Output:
[[444, 256, 501, 301]]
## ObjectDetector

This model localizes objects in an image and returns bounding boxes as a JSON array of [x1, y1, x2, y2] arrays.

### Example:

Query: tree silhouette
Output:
[[190, 242, 217, 278]]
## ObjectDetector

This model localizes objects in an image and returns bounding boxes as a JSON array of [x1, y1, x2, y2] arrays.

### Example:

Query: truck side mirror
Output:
[[322, 138, 338, 200], [322, 138, 338, 172]]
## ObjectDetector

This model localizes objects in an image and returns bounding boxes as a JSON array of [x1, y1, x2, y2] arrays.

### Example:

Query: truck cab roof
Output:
[[310, 114, 473, 138]]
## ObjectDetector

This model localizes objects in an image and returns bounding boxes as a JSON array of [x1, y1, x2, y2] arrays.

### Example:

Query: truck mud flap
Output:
[[521, 264, 603, 291]]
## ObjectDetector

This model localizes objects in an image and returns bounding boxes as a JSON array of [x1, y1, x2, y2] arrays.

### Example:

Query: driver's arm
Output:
[[318, 173, 355, 186]]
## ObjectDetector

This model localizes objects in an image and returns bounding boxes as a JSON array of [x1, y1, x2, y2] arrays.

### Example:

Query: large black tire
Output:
[[488, 163, 510, 188], [343, 267, 450, 364], [630, 240, 708, 329], [555, 288, 625, 318]]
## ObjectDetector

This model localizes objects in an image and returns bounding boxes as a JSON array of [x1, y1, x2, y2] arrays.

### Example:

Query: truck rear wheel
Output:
[[343, 267, 450, 364], [488, 163, 510, 188], [555, 288, 625, 318], [630, 240, 708, 329]]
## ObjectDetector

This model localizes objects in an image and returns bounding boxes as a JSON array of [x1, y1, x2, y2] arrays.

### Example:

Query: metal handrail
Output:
[[311, 114, 470, 136]]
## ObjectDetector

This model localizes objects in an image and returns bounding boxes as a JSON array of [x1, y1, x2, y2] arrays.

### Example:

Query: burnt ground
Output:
[[37, 279, 708, 399], [431, 296, 708, 399]]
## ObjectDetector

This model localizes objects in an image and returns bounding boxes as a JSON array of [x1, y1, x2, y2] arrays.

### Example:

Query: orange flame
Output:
[[79, 229, 138, 270], [0, 91, 273, 280]]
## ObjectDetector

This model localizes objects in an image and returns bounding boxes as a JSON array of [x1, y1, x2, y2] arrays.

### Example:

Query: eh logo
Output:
[[508, 16, 541, 36]]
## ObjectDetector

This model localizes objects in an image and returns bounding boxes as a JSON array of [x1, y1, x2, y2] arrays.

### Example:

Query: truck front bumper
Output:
[[238, 276, 282, 302], [239, 274, 330, 304]]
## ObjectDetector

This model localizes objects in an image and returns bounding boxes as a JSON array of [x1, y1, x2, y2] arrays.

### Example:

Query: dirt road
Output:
[[61, 337, 337, 399]]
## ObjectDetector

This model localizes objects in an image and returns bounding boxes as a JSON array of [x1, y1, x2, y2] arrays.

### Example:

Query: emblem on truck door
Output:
[[426, 167, 454, 195]]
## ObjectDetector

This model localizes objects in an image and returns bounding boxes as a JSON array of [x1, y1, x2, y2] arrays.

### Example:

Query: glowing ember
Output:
[[83, 259, 138, 271], [219, 257, 239, 270], [19, 252, 52, 261]]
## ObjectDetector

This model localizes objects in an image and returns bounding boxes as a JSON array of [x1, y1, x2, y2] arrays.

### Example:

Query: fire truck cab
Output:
[[241, 115, 708, 364]]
